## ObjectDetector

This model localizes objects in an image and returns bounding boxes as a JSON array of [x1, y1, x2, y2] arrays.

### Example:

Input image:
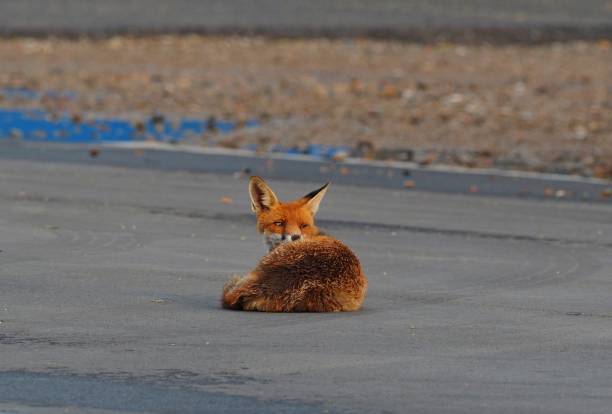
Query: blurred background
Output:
[[1, 0, 611, 178]]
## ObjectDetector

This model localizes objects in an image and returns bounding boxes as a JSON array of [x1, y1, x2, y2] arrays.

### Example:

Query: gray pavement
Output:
[[1, 159, 612, 413], [1, 0, 612, 42]]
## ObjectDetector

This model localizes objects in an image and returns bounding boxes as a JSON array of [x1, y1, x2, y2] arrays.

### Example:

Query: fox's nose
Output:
[[291, 234, 301, 241]]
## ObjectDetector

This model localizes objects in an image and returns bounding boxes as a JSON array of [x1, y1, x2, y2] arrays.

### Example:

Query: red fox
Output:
[[221, 176, 367, 312]]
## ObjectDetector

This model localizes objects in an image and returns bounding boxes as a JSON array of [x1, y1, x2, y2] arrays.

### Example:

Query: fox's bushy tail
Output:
[[221, 275, 244, 310]]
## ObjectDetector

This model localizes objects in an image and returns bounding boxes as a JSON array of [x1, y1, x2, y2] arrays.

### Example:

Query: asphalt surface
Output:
[[1, 0, 612, 42], [1, 159, 612, 413]]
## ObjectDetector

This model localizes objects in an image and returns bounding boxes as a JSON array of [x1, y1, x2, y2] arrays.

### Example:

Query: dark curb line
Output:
[[2, 25, 612, 45], [1, 141, 610, 203]]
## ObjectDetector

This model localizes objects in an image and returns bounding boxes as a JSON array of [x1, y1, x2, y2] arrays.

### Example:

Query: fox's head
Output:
[[249, 176, 329, 251]]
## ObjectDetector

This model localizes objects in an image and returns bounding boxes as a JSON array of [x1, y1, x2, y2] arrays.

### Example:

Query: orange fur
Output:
[[221, 177, 367, 312]]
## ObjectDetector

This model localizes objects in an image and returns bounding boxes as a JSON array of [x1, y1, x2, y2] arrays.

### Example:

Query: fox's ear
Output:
[[302, 183, 329, 216], [249, 176, 279, 213]]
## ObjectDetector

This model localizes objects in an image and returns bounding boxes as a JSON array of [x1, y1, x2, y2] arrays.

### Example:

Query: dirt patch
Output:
[[1, 36, 611, 178]]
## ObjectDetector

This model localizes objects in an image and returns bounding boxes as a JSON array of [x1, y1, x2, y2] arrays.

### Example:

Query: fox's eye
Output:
[[300, 223, 309, 229], [273, 221, 284, 227]]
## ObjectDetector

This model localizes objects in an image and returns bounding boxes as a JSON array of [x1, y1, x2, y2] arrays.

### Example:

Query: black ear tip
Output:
[[304, 182, 330, 200]]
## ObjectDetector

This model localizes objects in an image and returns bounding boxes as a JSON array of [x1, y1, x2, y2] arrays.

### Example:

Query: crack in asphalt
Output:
[[4, 192, 611, 249]]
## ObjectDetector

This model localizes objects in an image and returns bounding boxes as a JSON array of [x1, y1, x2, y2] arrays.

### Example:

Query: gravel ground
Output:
[[1, 36, 611, 178]]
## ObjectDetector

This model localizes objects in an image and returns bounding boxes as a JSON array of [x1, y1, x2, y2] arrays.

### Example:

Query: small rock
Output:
[[401, 89, 417, 101], [349, 78, 365, 95], [379, 82, 401, 99], [331, 151, 348, 162], [443, 93, 464, 106], [572, 125, 589, 140]]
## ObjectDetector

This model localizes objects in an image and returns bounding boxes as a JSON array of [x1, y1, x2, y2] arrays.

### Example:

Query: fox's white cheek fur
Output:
[[264, 232, 305, 252], [264, 232, 284, 251]]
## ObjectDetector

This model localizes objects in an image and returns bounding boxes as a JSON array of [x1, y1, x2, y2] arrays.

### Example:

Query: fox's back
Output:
[[257, 236, 361, 282], [251, 236, 367, 311]]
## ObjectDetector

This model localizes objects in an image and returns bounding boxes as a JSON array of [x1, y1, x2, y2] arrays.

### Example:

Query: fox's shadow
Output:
[[162, 292, 377, 319]]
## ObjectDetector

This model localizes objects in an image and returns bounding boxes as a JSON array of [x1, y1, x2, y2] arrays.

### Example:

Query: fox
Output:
[[221, 176, 367, 312]]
